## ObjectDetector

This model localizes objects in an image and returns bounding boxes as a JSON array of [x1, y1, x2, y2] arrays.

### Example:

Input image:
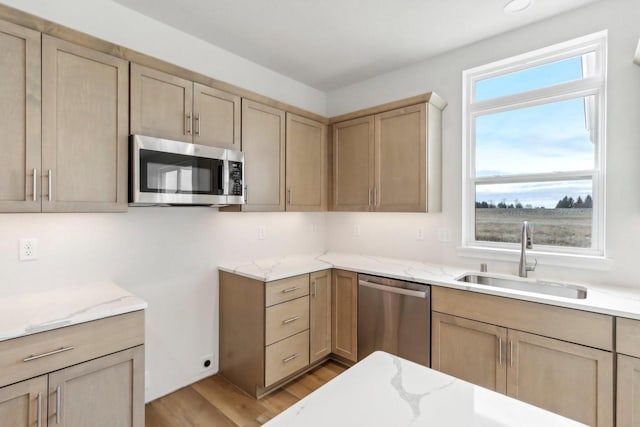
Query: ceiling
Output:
[[113, 0, 599, 91]]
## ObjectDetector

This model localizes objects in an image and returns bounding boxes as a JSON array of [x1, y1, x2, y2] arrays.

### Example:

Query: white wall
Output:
[[326, 0, 640, 289], [0, 210, 325, 401], [0, 0, 327, 115]]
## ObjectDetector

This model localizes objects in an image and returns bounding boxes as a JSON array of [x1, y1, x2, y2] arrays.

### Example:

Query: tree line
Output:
[[476, 195, 592, 209]]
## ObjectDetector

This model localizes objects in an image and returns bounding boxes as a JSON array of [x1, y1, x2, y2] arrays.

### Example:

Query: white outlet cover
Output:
[[353, 224, 361, 236], [416, 227, 425, 241], [200, 354, 215, 374], [258, 226, 266, 240], [19, 238, 38, 261]]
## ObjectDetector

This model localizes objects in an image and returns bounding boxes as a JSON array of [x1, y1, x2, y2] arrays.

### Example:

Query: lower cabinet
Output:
[[331, 269, 358, 362], [48, 346, 144, 427], [617, 354, 640, 427], [508, 330, 613, 427], [310, 270, 332, 363], [432, 312, 507, 393], [0, 375, 46, 427], [0, 312, 145, 427], [219, 270, 332, 397], [433, 286, 615, 426]]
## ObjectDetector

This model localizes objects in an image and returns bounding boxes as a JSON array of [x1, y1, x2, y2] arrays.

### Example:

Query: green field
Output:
[[475, 208, 592, 248]]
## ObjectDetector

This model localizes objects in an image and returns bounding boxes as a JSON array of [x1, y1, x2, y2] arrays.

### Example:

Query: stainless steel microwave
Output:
[[129, 135, 244, 206]]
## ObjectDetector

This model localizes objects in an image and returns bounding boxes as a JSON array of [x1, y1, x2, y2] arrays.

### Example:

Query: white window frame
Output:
[[461, 31, 607, 259]]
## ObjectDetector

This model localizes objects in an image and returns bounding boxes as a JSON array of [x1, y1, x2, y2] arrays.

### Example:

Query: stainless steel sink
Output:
[[456, 273, 588, 299]]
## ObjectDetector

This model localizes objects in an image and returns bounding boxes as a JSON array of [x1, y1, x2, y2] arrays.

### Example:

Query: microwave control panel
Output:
[[228, 161, 243, 196]]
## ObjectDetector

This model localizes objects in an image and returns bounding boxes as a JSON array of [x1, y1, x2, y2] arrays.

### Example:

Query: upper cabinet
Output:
[[332, 117, 374, 211], [241, 99, 286, 212], [130, 64, 240, 150], [42, 35, 129, 212], [0, 22, 129, 214], [0, 19, 41, 213], [286, 113, 328, 211], [332, 96, 444, 212]]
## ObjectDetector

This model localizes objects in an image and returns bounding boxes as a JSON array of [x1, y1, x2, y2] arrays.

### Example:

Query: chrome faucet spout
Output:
[[519, 221, 537, 277]]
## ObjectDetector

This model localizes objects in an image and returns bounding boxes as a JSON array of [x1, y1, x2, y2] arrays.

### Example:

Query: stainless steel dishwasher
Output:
[[358, 274, 431, 367]]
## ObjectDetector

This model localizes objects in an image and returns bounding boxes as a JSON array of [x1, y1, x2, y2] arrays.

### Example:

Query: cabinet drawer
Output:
[[0, 311, 144, 388], [265, 297, 309, 345], [265, 330, 309, 387], [265, 275, 309, 307], [618, 317, 640, 358]]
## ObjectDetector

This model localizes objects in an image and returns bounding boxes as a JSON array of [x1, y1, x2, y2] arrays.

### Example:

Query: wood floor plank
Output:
[[146, 386, 236, 427], [192, 375, 274, 426], [146, 360, 345, 427]]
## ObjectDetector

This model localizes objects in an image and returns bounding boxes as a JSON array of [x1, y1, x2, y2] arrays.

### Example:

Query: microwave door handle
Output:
[[222, 160, 230, 196]]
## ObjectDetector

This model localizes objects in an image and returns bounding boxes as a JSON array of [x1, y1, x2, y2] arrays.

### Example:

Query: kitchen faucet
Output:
[[519, 221, 537, 278]]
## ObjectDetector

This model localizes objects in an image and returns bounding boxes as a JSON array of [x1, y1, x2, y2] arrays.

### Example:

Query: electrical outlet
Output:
[[19, 238, 38, 261], [200, 354, 215, 374], [437, 228, 452, 243], [416, 227, 425, 241], [258, 226, 266, 240], [353, 224, 361, 237]]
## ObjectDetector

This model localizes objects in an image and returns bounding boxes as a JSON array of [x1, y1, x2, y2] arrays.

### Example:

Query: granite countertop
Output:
[[0, 282, 147, 342], [218, 252, 640, 320], [264, 351, 585, 427]]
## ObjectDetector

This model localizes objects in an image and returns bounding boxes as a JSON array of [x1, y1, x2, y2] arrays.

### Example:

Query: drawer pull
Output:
[[281, 287, 299, 294], [23, 346, 74, 362], [282, 316, 301, 325], [56, 385, 61, 424], [282, 353, 299, 363]]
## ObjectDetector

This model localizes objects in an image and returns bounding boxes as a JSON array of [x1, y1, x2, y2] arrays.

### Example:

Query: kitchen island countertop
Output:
[[265, 351, 586, 427]]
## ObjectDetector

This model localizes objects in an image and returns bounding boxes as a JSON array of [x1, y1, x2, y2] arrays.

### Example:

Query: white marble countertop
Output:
[[265, 351, 585, 427], [218, 252, 640, 320], [0, 282, 147, 342]]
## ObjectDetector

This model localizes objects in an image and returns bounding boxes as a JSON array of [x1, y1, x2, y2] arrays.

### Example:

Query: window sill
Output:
[[456, 246, 613, 271]]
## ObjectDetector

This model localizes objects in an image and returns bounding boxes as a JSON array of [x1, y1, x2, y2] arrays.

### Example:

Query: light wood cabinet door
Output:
[[48, 345, 144, 427], [332, 116, 374, 212], [331, 269, 358, 362], [374, 104, 426, 212], [193, 82, 240, 150], [285, 113, 328, 211], [0, 375, 47, 427], [0, 19, 41, 213], [507, 330, 613, 427], [431, 312, 507, 393], [42, 36, 129, 212], [130, 63, 193, 143], [310, 270, 332, 363], [617, 354, 640, 427], [241, 99, 286, 211]]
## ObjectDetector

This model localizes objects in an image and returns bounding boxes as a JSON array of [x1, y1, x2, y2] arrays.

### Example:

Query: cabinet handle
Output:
[[498, 338, 503, 366], [374, 187, 378, 207], [281, 286, 299, 294], [56, 385, 61, 424], [510, 340, 514, 367], [195, 113, 201, 136], [186, 112, 193, 135], [32, 168, 37, 202], [312, 280, 317, 298], [244, 185, 248, 203], [282, 353, 299, 363], [37, 392, 42, 427], [368, 188, 372, 206], [287, 188, 292, 205], [23, 346, 74, 362], [47, 169, 53, 202], [282, 316, 300, 324]]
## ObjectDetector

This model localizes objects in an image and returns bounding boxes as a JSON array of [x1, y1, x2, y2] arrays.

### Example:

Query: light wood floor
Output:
[[145, 361, 347, 427]]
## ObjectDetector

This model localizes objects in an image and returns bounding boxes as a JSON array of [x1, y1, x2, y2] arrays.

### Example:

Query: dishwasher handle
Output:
[[358, 279, 429, 298]]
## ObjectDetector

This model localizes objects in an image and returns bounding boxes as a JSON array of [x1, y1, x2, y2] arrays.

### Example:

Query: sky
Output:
[[474, 56, 596, 208]]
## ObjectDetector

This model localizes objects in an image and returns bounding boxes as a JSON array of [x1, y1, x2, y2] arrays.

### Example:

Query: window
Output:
[[462, 32, 607, 256]]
